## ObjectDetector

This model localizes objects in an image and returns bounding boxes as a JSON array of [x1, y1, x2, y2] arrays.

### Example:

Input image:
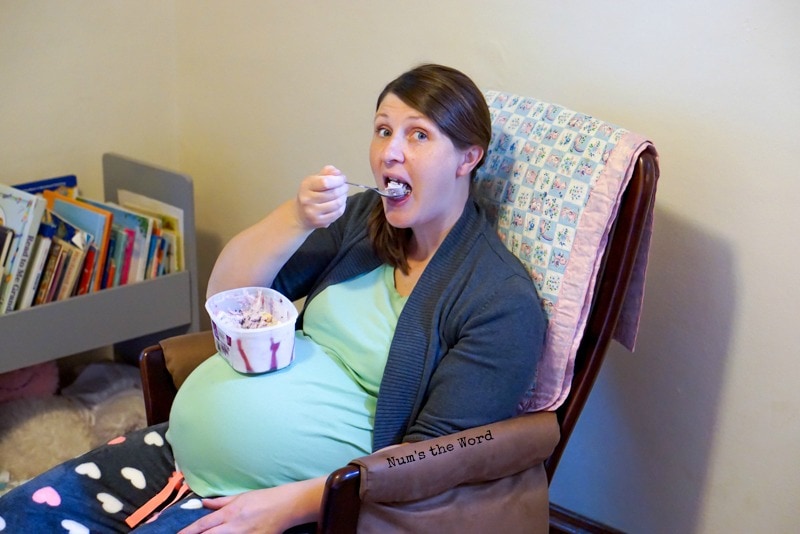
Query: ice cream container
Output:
[[205, 286, 298, 374]]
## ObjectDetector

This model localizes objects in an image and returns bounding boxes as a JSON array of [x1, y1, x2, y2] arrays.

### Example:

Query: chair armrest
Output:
[[160, 330, 217, 389], [351, 411, 559, 503], [139, 330, 217, 426]]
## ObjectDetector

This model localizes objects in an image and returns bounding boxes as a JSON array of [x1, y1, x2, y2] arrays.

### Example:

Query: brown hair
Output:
[[368, 64, 491, 274]]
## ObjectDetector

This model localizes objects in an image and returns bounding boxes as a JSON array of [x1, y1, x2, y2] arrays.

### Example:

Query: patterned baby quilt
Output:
[[475, 90, 658, 412]]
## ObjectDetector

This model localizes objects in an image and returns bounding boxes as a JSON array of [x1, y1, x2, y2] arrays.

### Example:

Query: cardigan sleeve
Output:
[[403, 271, 546, 442], [272, 192, 377, 301]]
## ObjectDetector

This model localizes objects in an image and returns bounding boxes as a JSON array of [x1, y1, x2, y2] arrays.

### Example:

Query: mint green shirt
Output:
[[167, 265, 405, 496]]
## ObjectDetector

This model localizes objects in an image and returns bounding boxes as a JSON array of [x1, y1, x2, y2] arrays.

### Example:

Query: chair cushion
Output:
[[161, 330, 216, 389], [475, 91, 655, 411]]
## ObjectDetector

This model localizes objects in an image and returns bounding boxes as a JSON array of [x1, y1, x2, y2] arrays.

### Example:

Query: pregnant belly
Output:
[[166, 332, 375, 497]]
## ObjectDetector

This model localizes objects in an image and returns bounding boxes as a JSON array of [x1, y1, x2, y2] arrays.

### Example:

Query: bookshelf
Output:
[[0, 153, 200, 373]]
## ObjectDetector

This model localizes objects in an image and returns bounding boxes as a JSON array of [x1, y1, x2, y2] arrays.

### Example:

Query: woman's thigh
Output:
[[0, 423, 177, 532]]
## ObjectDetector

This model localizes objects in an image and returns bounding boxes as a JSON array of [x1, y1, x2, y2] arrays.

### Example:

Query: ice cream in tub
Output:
[[205, 287, 298, 374]]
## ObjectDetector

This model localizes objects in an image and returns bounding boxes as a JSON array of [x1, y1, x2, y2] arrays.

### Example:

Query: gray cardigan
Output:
[[273, 192, 546, 451]]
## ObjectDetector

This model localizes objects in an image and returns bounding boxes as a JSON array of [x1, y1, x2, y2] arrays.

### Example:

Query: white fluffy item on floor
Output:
[[0, 362, 148, 496]]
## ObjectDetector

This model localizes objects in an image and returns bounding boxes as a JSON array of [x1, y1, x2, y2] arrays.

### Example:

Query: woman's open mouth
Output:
[[385, 177, 411, 198]]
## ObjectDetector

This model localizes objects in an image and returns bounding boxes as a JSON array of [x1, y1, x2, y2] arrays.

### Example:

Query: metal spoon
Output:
[[346, 181, 409, 198]]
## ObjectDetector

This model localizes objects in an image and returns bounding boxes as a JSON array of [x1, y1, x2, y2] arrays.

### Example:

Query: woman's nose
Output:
[[382, 135, 404, 164]]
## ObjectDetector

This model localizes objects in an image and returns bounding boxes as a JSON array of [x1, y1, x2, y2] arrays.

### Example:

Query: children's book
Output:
[[34, 239, 64, 306], [0, 184, 46, 313], [102, 226, 134, 287], [100, 228, 118, 290], [116, 227, 136, 286], [54, 236, 88, 301], [16, 224, 56, 310], [43, 191, 112, 293], [34, 210, 94, 304], [42, 210, 93, 253], [144, 233, 162, 280], [14, 175, 78, 198], [160, 229, 178, 275], [118, 190, 185, 272], [79, 199, 154, 283], [0, 226, 13, 272], [0, 226, 15, 307], [151, 234, 171, 279], [44, 247, 68, 304], [74, 245, 97, 296]]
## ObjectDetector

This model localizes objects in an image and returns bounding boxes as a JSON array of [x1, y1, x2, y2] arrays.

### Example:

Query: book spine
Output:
[[152, 236, 167, 278], [34, 241, 63, 306], [105, 259, 116, 289], [118, 230, 135, 286], [101, 231, 117, 290], [17, 235, 52, 310], [0, 226, 13, 270], [56, 247, 84, 301], [75, 246, 97, 296], [111, 228, 129, 287], [157, 237, 169, 276], [144, 235, 160, 280], [45, 251, 68, 304]]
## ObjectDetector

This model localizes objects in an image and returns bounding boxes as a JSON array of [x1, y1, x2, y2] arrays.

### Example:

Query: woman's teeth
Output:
[[386, 180, 410, 197], [387, 178, 409, 190]]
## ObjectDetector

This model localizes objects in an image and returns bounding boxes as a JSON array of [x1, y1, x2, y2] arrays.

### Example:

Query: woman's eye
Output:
[[376, 127, 391, 138], [412, 131, 428, 141]]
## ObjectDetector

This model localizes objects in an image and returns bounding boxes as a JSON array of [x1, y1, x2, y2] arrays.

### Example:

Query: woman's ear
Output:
[[456, 145, 485, 178]]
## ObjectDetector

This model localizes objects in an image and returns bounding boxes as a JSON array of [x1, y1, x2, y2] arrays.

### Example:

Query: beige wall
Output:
[[2, 1, 798, 531], [0, 1, 180, 200]]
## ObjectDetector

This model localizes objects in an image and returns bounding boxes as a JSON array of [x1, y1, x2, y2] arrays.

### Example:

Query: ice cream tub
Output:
[[205, 286, 298, 374]]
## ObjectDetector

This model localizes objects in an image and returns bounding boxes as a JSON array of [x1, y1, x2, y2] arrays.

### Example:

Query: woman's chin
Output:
[[384, 211, 412, 229]]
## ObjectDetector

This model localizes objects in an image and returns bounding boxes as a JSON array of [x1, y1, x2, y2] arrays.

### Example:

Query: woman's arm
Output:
[[206, 166, 348, 298], [178, 475, 327, 534], [406, 274, 546, 440]]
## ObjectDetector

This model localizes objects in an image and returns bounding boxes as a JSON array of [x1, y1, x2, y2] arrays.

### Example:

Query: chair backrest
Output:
[[473, 91, 658, 478]]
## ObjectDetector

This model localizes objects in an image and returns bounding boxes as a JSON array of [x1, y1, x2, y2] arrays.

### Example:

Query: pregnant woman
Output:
[[0, 63, 546, 533]]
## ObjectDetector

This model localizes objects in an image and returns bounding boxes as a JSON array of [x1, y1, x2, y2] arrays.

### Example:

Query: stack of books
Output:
[[0, 175, 185, 315]]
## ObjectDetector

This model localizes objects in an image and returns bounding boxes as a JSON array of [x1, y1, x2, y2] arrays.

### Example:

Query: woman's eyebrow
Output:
[[374, 112, 427, 122]]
